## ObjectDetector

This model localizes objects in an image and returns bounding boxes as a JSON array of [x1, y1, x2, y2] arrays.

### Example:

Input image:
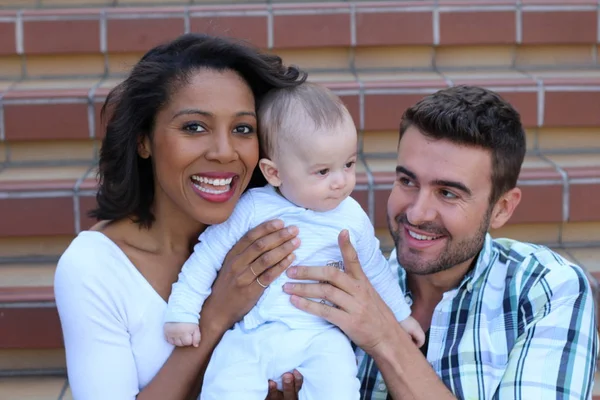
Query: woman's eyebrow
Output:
[[171, 109, 257, 120], [171, 109, 213, 120]]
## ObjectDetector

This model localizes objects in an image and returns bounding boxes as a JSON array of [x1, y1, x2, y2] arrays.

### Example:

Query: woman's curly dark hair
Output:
[[90, 33, 307, 227]]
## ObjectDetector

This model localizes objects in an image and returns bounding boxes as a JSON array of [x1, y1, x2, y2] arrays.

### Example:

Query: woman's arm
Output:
[[57, 220, 300, 400], [146, 219, 301, 400], [55, 254, 144, 400]]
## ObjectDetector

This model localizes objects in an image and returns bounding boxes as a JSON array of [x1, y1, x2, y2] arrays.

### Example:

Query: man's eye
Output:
[[399, 177, 414, 186], [441, 189, 458, 199]]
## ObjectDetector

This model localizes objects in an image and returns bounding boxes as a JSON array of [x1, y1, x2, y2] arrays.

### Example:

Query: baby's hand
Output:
[[164, 322, 201, 347], [399, 316, 425, 348]]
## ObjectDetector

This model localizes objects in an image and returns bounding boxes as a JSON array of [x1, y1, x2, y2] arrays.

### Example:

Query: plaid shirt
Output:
[[356, 234, 598, 399]]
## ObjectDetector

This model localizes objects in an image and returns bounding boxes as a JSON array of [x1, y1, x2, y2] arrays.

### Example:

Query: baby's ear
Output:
[[258, 158, 282, 187]]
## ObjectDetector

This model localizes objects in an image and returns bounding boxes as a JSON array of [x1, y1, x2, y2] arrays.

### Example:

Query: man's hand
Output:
[[283, 229, 401, 354]]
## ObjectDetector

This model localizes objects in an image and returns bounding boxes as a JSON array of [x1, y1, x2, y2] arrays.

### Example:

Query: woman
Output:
[[54, 33, 305, 400]]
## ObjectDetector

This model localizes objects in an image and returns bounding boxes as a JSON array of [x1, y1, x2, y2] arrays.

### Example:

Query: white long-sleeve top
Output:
[[55, 231, 174, 400], [165, 185, 410, 330]]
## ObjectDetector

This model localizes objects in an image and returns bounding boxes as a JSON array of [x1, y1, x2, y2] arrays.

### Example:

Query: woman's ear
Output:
[[259, 158, 282, 187], [138, 136, 152, 159]]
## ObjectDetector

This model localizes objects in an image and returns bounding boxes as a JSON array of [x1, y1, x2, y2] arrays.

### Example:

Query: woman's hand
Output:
[[200, 220, 300, 338], [265, 370, 303, 400], [283, 230, 400, 355]]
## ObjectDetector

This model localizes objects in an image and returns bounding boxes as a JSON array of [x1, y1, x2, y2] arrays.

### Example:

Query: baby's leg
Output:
[[201, 323, 278, 400], [293, 328, 360, 400]]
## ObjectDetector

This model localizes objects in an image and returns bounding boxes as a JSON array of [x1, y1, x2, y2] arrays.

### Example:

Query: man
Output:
[[283, 85, 598, 399]]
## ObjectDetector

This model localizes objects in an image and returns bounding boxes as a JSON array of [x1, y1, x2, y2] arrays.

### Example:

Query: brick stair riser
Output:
[[0, 3, 598, 61], [2, 84, 600, 142]]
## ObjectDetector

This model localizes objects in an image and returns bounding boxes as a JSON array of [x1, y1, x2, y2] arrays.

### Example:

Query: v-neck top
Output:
[[55, 231, 175, 400]]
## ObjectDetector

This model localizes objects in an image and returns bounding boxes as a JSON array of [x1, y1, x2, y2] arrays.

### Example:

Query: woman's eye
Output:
[[317, 169, 329, 176], [234, 125, 254, 135], [184, 123, 206, 133]]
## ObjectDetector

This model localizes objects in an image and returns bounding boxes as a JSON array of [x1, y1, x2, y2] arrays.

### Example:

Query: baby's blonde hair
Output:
[[258, 82, 351, 159]]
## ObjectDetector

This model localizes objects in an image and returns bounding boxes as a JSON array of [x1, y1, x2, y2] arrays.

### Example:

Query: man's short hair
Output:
[[258, 82, 350, 158], [400, 85, 526, 204]]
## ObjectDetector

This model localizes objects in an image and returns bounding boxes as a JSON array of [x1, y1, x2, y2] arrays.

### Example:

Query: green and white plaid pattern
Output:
[[356, 234, 598, 399]]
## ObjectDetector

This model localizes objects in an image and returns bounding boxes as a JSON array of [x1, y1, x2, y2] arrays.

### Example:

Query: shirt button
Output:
[[378, 383, 387, 391]]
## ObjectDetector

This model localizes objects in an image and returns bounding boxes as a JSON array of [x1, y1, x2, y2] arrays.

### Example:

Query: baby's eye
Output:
[[345, 161, 355, 169], [317, 169, 329, 176]]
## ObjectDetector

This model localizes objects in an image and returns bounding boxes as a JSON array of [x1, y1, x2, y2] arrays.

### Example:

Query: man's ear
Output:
[[259, 158, 282, 187], [138, 136, 152, 159], [490, 187, 522, 230]]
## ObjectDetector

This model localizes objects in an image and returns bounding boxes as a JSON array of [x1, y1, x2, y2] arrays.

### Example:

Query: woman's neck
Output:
[[137, 193, 206, 256], [145, 215, 204, 255]]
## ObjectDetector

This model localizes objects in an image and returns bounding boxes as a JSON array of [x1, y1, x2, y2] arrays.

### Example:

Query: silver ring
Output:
[[250, 266, 258, 277], [256, 277, 268, 288]]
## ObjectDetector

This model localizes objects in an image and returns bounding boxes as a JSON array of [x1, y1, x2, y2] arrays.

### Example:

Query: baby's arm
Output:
[[164, 247, 221, 347], [164, 193, 256, 347]]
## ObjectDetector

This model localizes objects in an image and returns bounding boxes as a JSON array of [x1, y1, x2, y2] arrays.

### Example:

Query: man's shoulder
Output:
[[489, 237, 589, 298], [490, 237, 576, 271]]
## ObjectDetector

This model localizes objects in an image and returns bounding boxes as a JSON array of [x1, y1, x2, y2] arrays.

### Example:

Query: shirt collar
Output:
[[463, 233, 494, 292]]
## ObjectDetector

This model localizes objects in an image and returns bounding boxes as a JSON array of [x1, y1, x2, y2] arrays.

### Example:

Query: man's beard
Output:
[[389, 208, 491, 275]]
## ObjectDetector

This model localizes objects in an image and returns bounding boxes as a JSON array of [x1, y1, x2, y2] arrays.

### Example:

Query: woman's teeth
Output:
[[191, 176, 233, 186], [191, 175, 233, 194], [408, 230, 440, 241]]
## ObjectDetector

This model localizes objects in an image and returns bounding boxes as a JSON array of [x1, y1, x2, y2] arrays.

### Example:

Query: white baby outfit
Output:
[[165, 185, 411, 399]]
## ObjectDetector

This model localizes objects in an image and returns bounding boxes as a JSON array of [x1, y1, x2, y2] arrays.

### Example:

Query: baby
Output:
[[164, 82, 424, 399]]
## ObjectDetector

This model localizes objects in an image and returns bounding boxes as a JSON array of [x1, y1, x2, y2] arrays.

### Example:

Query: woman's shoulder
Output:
[[55, 230, 130, 286]]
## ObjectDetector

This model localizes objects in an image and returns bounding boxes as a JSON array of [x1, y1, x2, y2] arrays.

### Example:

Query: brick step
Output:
[[357, 153, 600, 229], [0, 2, 599, 79], [3, 369, 600, 400], [0, 221, 598, 268], [2, 243, 598, 352], [0, 374, 598, 400], [1, 157, 599, 238], [1, 72, 600, 148], [3, 125, 600, 166], [3, 0, 396, 9], [0, 262, 61, 350]]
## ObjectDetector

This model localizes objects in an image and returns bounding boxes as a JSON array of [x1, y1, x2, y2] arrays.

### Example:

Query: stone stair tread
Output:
[[0, 165, 93, 192], [1, 70, 599, 142], [4, 68, 600, 94], [0, 376, 68, 400], [0, 159, 599, 238], [0, 263, 56, 288], [1, 245, 598, 351]]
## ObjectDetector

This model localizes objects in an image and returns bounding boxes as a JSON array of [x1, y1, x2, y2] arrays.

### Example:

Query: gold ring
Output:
[[256, 277, 268, 288], [250, 266, 258, 277]]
